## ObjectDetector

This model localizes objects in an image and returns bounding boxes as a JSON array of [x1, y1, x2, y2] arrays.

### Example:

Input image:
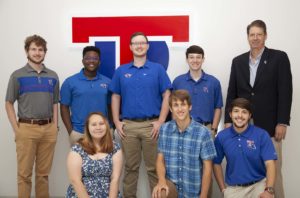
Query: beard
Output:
[[27, 55, 44, 65]]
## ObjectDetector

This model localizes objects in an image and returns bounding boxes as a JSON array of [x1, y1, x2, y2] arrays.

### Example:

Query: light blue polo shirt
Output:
[[173, 71, 223, 123], [213, 124, 277, 186], [109, 60, 172, 119], [60, 69, 111, 133]]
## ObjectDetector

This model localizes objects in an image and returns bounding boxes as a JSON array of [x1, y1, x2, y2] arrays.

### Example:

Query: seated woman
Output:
[[66, 112, 123, 198]]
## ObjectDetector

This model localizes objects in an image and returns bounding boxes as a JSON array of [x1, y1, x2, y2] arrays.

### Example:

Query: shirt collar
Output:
[[25, 63, 47, 73], [129, 59, 150, 69], [185, 70, 207, 82], [78, 68, 100, 80], [171, 118, 196, 134], [229, 124, 253, 138], [249, 47, 265, 62]]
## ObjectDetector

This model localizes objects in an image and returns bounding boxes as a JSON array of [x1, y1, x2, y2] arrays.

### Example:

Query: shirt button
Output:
[[238, 138, 241, 141], [251, 92, 255, 96], [238, 145, 241, 147]]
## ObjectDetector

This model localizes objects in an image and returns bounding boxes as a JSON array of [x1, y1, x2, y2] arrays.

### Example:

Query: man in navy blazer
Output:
[[224, 20, 292, 198]]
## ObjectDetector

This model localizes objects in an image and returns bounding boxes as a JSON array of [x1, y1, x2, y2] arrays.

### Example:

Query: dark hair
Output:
[[247, 20, 267, 35], [83, 46, 101, 58], [185, 45, 204, 59], [229, 98, 253, 114], [78, 112, 113, 154], [24, 35, 47, 52], [130, 32, 148, 44], [169, 90, 192, 107]]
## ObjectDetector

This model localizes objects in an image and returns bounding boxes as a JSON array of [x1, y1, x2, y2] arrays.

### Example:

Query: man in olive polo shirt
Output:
[[5, 35, 59, 198]]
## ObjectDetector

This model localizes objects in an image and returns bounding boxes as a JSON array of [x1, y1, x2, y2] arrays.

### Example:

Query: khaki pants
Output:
[[157, 179, 178, 198], [15, 122, 57, 198], [122, 119, 158, 198], [272, 138, 284, 198], [224, 179, 268, 198]]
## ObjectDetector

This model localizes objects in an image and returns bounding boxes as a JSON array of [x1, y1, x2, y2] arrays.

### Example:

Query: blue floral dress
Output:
[[66, 142, 121, 198]]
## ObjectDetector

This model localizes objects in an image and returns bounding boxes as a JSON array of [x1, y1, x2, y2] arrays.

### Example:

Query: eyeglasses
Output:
[[83, 57, 100, 61], [130, 42, 148, 46]]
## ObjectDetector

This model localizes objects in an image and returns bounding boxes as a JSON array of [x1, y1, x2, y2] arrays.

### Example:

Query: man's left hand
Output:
[[259, 191, 274, 198], [275, 124, 287, 142], [151, 120, 163, 140]]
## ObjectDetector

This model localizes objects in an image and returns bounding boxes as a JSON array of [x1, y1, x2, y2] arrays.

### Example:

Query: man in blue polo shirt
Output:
[[152, 90, 216, 198], [109, 32, 172, 197], [213, 98, 276, 198], [173, 45, 223, 137], [60, 46, 111, 144]]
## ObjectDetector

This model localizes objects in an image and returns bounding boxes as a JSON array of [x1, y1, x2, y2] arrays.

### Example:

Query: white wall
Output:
[[0, 0, 299, 197]]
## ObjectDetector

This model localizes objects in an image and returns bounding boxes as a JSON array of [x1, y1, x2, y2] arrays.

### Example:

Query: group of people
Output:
[[5, 19, 292, 198]]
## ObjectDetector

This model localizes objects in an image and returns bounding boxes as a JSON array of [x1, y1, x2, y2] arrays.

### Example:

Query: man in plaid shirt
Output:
[[152, 90, 216, 198]]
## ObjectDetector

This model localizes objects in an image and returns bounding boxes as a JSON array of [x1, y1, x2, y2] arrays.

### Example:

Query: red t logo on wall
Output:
[[72, 16, 189, 78]]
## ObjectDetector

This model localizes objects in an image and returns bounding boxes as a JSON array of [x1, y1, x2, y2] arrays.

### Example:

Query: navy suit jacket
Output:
[[225, 47, 293, 137]]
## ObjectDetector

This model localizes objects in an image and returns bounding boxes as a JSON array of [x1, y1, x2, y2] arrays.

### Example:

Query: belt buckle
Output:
[[37, 120, 45, 125]]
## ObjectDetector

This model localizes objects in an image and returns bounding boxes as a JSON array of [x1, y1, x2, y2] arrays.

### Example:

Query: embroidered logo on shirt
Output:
[[100, 83, 108, 88], [124, 73, 132, 78], [203, 86, 209, 93], [246, 140, 256, 150], [48, 79, 53, 86]]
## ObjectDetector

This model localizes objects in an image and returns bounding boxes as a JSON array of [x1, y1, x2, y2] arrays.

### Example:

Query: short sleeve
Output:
[[200, 129, 217, 160], [260, 131, 277, 161], [71, 144, 85, 158], [158, 65, 172, 94], [60, 79, 72, 105], [5, 74, 19, 103], [109, 69, 121, 94], [53, 75, 60, 104], [213, 135, 225, 164]]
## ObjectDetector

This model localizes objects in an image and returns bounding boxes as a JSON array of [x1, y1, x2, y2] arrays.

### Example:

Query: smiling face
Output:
[[230, 106, 251, 133], [82, 50, 100, 73], [130, 35, 149, 58], [26, 42, 46, 65], [187, 53, 204, 72], [170, 99, 192, 122], [88, 114, 107, 141]]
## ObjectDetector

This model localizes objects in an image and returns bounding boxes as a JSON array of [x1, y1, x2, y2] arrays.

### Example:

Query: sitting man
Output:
[[152, 90, 216, 198], [213, 98, 277, 198]]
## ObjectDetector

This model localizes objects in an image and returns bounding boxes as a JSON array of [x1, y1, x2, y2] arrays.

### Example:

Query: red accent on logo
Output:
[[72, 16, 189, 64]]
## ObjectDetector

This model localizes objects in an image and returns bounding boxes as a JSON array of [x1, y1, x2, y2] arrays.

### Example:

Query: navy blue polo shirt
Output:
[[173, 71, 223, 123], [60, 69, 111, 133], [213, 124, 277, 186], [109, 60, 172, 119]]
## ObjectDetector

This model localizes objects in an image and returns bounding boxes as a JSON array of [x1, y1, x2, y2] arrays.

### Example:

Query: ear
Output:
[[189, 105, 192, 111]]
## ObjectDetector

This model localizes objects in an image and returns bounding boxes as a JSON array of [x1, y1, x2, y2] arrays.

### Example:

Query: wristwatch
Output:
[[264, 187, 274, 194]]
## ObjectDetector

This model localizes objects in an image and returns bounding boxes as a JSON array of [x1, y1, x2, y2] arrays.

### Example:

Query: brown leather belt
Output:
[[19, 118, 52, 125]]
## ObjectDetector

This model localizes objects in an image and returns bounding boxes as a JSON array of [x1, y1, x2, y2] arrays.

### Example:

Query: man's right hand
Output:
[[115, 121, 126, 139], [152, 182, 169, 198]]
